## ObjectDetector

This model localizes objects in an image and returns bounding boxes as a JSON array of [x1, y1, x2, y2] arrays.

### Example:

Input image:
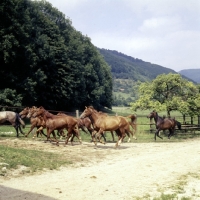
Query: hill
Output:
[[98, 48, 177, 82], [179, 69, 200, 83], [97, 48, 196, 106]]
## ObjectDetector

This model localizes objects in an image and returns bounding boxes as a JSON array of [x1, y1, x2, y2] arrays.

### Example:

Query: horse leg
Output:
[[91, 130, 97, 146], [46, 128, 58, 145], [73, 128, 82, 144], [168, 128, 174, 139], [34, 126, 43, 138], [51, 130, 59, 146], [96, 130, 106, 145], [69, 129, 82, 146], [65, 128, 73, 146], [115, 129, 124, 148], [40, 129, 47, 137], [18, 125, 25, 135], [111, 131, 115, 142], [25, 125, 36, 137], [130, 123, 137, 136], [14, 125, 19, 137], [155, 129, 163, 140], [100, 131, 106, 142]]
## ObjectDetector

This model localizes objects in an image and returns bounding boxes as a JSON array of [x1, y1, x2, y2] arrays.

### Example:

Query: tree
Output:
[[0, 0, 112, 110], [130, 73, 199, 116], [0, 89, 23, 109]]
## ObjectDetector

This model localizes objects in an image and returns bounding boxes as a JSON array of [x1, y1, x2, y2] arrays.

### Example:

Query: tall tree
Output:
[[130, 73, 199, 116], [0, 0, 113, 110]]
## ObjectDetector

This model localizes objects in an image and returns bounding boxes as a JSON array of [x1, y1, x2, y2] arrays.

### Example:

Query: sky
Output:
[[46, 0, 200, 72]]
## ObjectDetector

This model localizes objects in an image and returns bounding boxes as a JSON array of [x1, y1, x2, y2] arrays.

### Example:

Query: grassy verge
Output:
[[0, 144, 72, 177], [132, 172, 200, 200]]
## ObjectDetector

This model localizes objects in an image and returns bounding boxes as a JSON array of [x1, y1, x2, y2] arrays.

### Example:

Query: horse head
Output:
[[147, 111, 157, 119], [27, 106, 39, 118], [80, 106, 93, 119], [32, 106, 45, 118], [19, 107, 30, 118]]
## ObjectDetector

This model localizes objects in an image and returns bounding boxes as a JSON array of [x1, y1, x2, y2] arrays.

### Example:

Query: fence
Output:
[[0, 106, 200, 133]]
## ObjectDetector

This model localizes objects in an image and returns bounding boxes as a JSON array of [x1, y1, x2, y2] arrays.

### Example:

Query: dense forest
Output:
[[0, 0, 113, 110]]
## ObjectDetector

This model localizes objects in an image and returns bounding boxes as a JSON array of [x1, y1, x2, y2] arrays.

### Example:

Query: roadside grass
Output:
[[132, 172, 200, 200], [0, 144, 72, 177]]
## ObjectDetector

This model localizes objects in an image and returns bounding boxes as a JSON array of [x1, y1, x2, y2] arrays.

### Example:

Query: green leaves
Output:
[[0, 88, 22, 107], [0, 0, 112, 110], [131, 73, 200, 116]]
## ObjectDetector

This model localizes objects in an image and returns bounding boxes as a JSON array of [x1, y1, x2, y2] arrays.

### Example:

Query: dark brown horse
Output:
[[0, 111, 25, 137], [32, 107, 82, 146], [147, 111, 181, 140], [80, 106, 136, 147]]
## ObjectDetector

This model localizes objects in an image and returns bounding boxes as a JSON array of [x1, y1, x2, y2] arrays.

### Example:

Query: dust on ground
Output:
[[0, 137, 200, 200]]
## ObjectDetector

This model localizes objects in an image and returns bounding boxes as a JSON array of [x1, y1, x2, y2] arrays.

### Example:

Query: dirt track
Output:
[[1, 138, 200, 199]]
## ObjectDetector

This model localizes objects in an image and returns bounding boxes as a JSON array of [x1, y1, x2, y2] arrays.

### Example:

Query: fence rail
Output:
[[0, 105, 200, 134]]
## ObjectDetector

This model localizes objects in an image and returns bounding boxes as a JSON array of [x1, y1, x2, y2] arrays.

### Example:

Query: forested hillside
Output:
[[98, 48, 196, 106], [0, 0, 112, 110], [98, 48, 177, 81]]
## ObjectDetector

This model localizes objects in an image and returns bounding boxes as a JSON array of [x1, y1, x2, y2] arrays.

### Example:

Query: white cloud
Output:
[[44, 0, 200, 71], [139, 16, 181, 33]]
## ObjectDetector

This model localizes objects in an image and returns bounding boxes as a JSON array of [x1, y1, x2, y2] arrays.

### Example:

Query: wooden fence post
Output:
[[198, 116, 200, 127], [183, 114, 186, 124], [76, 110, 79, 118], [150, 118, 153, 133]]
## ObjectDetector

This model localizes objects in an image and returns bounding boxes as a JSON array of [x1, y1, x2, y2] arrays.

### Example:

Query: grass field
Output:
[[0, 107, 200, 177]]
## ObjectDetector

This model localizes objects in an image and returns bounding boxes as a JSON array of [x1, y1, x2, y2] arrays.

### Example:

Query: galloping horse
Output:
[[0, 111, 25, 137], [147, 111, 181, 140], [19, 107, 47, 138], [80, 106, 136, 147], [32, 107, 82, 146]]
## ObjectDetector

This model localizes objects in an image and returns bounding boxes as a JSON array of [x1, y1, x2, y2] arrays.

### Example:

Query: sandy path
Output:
[[1, 139, 200, 199]]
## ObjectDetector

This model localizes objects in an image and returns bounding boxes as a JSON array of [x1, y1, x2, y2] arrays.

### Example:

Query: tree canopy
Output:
[[130, 73, 200, 116], [0, 0, 112, 110]]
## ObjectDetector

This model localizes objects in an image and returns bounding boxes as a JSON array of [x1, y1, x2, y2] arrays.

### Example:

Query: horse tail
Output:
[[176, 120, 181, 130], [126, 114, 137, 123], [16, 113, 25, 128]]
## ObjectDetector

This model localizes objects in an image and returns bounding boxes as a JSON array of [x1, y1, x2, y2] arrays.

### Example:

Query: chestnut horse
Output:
[[80, 106, 136, 147], [32, 107, 82, 146], [147, 111, 181, 140], [19, 107, 47, 138]]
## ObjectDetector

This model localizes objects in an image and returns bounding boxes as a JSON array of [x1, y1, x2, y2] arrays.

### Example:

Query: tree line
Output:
[[0, 0, 112, 111]]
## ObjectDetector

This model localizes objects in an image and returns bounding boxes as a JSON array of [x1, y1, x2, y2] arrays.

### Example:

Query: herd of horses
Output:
[[0, 107, 182, 147]]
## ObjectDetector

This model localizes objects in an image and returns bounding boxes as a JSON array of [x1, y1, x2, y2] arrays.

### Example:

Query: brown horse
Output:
[[80, 106, 136, 147], [32, 107, 82, 146], [19, 107, 47, 138], [25, 107, 65, 139], [147, 111, 180, 140]]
